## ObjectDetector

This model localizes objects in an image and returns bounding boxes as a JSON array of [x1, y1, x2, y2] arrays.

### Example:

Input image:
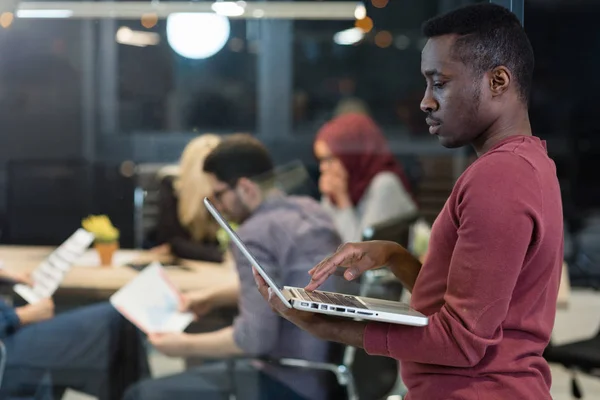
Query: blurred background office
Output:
[[0, 0, 599, 399]]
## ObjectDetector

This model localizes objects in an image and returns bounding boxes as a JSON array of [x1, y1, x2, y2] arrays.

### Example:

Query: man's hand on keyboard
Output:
[[306, 241, 401, 291], [252, 267, 367, 348]]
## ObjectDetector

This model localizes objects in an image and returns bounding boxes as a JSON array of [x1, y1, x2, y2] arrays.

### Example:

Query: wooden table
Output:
[[0, 246, 238, 299]]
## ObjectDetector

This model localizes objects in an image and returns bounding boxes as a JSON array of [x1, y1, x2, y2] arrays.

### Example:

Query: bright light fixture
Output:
[[211, 1, 245, 17], [14, 2, 358, 20], [334, 27, 364, 45], [116, 26, 160, 47], [16, 9, 73, 18], [166, 13, 230, 59], [354, 3, 366, 20]]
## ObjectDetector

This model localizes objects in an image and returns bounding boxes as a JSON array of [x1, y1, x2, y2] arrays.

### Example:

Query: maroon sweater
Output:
[[364, 136, 563, 400]]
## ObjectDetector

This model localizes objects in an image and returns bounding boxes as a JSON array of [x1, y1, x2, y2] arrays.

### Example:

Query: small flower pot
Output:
[[94, 241, 119, 267]]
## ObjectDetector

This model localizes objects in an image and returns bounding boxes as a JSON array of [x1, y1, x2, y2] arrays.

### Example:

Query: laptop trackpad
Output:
[[362, 297, 411, 313]]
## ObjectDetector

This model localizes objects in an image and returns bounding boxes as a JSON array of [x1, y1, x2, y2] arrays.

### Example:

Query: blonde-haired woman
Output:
[[150, 134, 223, 262]]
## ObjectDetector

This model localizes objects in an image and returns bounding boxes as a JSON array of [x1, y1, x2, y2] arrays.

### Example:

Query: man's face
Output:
[[207, 174, 251, 224], [420, 35, 492, 148]]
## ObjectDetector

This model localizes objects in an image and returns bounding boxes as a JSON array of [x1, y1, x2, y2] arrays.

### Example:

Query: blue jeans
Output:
[[1, 302, 149, 400], [123, 360, 308, 400]]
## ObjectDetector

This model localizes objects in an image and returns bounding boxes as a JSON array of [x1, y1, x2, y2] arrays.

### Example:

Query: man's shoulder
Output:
[[237, 195, 337, 246], [467, 137, 553, 177], [238, 196, 320, 233], [452, 143, 551, 212], [460, 148, 540, 188]]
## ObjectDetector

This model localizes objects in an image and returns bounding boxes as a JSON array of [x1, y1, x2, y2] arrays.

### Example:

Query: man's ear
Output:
[[488, 66, 511, 97], [236, 177, 258, 198]]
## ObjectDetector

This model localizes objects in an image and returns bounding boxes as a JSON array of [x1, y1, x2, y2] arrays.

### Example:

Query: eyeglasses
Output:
[[212, 186, 232, 203]]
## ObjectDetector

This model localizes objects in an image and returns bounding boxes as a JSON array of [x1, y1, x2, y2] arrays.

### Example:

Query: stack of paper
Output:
[[110, 263, 194, 334], [14, 229, 95, 304]]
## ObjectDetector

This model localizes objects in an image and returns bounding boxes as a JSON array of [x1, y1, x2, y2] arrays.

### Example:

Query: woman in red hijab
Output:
[[314, 113, 418, 243]]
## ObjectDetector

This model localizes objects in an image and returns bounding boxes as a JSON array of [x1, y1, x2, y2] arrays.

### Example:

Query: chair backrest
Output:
[[351, 349, 399, 400], [362, 213, 420, 248], [132, 163, 171, 248], [343, 258, 404, 399], [92, 163, 136, 248], [0, 339, 6, 389]]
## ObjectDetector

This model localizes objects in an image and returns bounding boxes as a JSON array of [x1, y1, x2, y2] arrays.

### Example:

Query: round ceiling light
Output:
[[166, 13, 230, 60]]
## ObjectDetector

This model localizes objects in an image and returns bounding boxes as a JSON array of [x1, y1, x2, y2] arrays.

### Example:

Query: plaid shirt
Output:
[[0, 299, 20, 339]]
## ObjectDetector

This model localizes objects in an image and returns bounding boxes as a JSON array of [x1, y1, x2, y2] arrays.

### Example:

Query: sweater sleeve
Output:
[[364, 154, 541, 367]]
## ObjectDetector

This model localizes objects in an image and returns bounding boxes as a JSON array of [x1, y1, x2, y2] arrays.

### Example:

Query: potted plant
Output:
[[82, 215, 120, 266]]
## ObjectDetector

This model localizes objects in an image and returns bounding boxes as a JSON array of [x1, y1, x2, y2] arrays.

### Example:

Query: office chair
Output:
[[360, 212, 421, 304], [544, 326, 600, 399], [0, 339, 5, 390], [236, 217, 418, 399], [224, 274, 402, 400], [132, 163, 171, 248], [227, 330, 399, 400]]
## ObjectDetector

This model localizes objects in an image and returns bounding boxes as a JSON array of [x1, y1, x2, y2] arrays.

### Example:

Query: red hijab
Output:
[[315, 113, 414, 206]]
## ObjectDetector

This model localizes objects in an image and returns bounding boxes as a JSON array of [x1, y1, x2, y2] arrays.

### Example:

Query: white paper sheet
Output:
[[14, 228, 95, 304], [110, 263, 194, 334]]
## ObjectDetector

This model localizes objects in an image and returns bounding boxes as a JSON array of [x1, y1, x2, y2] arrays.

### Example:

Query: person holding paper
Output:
[[0, 268, 149, 399], [124, 134, 343, 400]]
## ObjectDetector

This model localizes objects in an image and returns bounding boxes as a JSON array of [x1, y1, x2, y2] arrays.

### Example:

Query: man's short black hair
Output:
[[203, 133, 274, 186], [422, 3, 534, 102]]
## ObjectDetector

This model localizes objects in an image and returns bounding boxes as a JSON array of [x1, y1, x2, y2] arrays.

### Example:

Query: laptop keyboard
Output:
[[298, 289, 367, 309]]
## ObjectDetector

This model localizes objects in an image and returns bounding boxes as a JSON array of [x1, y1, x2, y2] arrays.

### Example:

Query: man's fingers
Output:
[[306, 252, 350, 291], [267, 287, 288, 314], [252, 268, 270, 300], [252, 267, 267, 286], [305, 276, 327, 291], [306, 245, 374, 291], [310, 253, 349, 281]]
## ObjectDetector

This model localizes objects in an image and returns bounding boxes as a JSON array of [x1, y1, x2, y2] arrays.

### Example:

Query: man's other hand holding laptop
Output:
[[251, 240, 422, 347]]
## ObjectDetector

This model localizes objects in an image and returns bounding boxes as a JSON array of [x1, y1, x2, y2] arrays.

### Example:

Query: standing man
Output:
[[254, 4, 563, 400]]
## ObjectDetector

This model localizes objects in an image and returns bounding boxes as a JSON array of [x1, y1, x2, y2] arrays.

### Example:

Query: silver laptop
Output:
[[204, 197, 428, 327]]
